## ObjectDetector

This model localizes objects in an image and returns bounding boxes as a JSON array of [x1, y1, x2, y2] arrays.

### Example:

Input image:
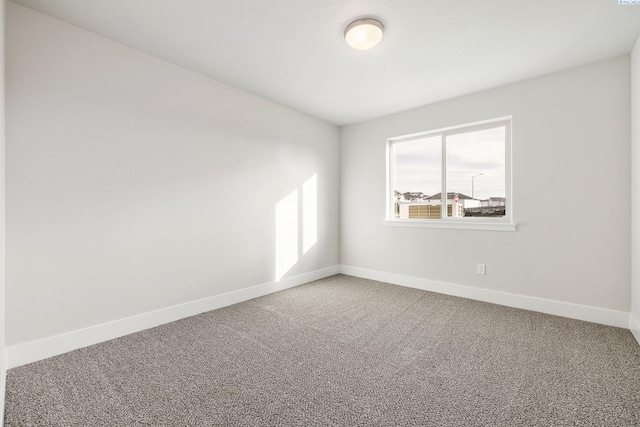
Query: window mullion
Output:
[[387, 142, 393, 220], [441, 134, 447, 220]]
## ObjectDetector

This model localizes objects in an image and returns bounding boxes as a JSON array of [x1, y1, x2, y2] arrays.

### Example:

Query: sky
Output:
[[393, 126, 506, 200]]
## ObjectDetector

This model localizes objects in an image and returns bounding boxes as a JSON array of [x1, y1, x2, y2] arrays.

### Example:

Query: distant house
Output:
[[398, 192, 470, 219], [401, 191, 428, 202], [488, 197, 506, 207], [421, 192, 481, 208], [396, 192, 508, 219], [427, 192, 471, 201]]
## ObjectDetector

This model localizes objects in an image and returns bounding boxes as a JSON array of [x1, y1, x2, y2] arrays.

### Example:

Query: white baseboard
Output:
[[7, 264, 632, 369], [7, 265, 340, 369], [630, 313, 640, 346], [339, 265, 629, 329]]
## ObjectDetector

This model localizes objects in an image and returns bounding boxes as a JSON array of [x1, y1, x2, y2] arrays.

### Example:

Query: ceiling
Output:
[[10, 0, 640, 126]]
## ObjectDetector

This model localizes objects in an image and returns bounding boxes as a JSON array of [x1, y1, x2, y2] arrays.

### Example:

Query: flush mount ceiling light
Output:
[[344, 18, 384, 50]]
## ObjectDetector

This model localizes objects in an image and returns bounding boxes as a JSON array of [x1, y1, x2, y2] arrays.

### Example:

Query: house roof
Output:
[[427, 192, 472, 200]]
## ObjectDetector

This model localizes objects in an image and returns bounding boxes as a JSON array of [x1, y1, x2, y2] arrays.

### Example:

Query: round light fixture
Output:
[[344, 18, 384, 50]]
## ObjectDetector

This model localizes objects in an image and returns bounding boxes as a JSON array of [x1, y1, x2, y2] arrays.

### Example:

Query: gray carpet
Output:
[[5, 274, 640, 426]]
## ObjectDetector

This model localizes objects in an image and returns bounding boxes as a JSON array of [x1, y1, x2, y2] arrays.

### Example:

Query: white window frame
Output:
[[386, 117, 515, 231]]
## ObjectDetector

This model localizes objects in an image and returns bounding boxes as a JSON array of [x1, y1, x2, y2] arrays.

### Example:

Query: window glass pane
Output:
[[445, 126, 506, 217], [393, 136, 441, 220]]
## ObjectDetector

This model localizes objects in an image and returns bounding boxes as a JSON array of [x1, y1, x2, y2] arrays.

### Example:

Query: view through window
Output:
[[389, 118, 510, 222]]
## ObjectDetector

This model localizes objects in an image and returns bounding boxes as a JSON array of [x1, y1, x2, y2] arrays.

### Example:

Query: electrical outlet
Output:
[[477, 263, 486, 275]]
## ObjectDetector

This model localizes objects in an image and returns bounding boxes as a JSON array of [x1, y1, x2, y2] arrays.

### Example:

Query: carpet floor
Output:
[[5, 274, 640, 426]]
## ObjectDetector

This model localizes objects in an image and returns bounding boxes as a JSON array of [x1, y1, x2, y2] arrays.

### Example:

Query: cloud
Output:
[[392, 126, 506, 199]]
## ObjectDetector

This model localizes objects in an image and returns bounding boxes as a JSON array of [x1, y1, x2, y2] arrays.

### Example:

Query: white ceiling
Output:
[[10, 0, 640, 126]]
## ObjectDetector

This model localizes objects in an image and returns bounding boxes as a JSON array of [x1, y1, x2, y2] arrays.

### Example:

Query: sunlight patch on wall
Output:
[[303, 174, 318, 254], [275, 190, 299, 281]]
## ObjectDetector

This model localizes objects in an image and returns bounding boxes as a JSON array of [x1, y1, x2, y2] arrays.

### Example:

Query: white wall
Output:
[[0, 0, 6, 417], [631, 36, 640, 344], [341, 56, 631, 315], [6, 3, 339, 348]]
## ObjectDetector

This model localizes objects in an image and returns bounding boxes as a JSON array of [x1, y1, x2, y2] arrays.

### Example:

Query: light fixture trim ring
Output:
[[344, 18, 385, 50], [344, 18, 385, 38]]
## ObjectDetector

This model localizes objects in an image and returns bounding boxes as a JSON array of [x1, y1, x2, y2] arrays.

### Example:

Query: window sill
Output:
[[384, 219, 517, 231]]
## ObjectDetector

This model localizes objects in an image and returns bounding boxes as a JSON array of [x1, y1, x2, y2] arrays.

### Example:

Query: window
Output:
[[387, 117, 514, 231]]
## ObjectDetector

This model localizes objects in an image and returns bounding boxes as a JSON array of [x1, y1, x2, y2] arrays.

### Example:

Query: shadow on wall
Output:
[[275, 174, 317, 281]]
